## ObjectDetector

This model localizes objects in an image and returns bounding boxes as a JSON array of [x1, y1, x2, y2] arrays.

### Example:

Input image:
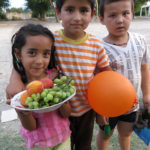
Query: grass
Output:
[[0, 121, 149, 150], [92, 123, 149, 150]]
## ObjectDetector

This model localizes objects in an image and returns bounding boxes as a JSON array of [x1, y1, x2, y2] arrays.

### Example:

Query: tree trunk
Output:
[[95, 0, 99, 21], [48, 0, 58, 22], [40, 11, 46, 21]]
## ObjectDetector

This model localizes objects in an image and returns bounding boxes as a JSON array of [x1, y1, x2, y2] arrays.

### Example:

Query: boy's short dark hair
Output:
[[56, 0, 96, 12], [99, 0, 134, 17]]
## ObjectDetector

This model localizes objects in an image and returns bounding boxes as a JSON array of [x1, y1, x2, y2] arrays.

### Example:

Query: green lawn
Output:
[[0, 122, 149, 150], [92, 123, 149, 150]]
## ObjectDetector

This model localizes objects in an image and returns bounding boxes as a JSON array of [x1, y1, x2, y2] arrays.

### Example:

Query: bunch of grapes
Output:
[[25, 76, 75, 109]]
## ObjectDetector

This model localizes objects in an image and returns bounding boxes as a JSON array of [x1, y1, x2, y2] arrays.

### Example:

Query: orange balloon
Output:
[[88, 71, 136, 117]]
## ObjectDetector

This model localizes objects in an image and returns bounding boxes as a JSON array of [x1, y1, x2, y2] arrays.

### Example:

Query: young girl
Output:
[[11, 24, 71, 150], [96, 0, 150, 150]]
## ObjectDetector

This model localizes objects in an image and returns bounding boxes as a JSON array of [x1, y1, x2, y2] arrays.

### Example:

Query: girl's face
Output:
[[100, 0, 133, 39], [16, 35, 52, 82], [56, 0, 95, 40]]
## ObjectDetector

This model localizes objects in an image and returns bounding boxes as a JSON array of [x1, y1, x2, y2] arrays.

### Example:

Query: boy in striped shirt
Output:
[[54, 0, 110, 149], [6, 0, 111, 149]]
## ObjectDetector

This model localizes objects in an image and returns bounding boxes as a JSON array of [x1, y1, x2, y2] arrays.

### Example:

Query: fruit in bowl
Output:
[[20, 91, 29, 107], [40, 78, 54, 89], [26, 80, 44, 96], [21, 76, 75, 110]]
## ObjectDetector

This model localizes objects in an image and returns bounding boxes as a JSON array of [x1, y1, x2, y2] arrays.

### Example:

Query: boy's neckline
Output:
[[104, 32, 129, 47], [102, 33, 131, 50], [59, 29, 88, 44], [112, 42, 128, 47]]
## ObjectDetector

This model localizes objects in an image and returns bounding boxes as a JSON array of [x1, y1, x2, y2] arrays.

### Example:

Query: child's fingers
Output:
[[96, 114, 109, 126]]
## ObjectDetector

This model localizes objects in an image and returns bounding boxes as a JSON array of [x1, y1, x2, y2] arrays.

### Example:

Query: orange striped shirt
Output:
[[54, 30, 109, 116]]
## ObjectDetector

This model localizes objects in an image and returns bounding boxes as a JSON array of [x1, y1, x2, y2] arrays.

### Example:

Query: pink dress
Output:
[[20, 69, 71, 149]]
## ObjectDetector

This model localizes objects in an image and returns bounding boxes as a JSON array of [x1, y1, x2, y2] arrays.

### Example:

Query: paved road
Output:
[[0, 17, 150, 118]]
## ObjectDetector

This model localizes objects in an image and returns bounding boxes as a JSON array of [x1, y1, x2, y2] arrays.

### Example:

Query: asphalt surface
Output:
[[0, 17, 150, 124]]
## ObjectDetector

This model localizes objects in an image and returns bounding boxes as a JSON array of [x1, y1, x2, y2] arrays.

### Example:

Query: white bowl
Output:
[[11, 90, 76, 113]]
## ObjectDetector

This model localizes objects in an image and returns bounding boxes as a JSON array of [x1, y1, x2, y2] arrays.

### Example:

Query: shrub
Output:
[[0, 11, 7, 19]]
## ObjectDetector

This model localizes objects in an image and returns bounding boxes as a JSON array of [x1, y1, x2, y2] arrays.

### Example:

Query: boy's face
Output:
[[100, 0, 133, 38], [56, 0, 95, 39]]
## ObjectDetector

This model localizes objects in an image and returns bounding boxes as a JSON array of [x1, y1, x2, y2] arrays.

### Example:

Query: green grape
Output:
[[66, 92, 71, 97], [71, 86, 76, 90], [69, 88, 75, 94], [47, 93, 53, 101], [33, 101, 39, 108], [48, 91, 56, 96], [34, 105, 39, 109], [54, 79, 63, 84], [34, 97, 39, 102], [53, 97, 59, 103], [56, 91, 63, 98], [42, 104, 49, 108], [41, 91, 47, 98], [62, 92, 67, 99], [60, 76, 67, 82], [25, 97, 33, 104], [69, 79, 75, 85], [52, 86, 60, 91], [28, 102, 34, 109], [31, 94, 36, 100], [59, 83, 67, 89], [44, 97, 49, 103], [36, 93, 41, 99], [43, 89, 48, 94]]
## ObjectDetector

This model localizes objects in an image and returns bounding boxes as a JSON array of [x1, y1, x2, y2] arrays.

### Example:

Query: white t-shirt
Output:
[[102, 32, 149, 100]]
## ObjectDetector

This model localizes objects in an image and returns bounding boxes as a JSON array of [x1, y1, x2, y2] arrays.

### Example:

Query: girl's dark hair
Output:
[[56, 0, 96, 12], [11, 24, 56, 83], [99, 0, 134, 17]]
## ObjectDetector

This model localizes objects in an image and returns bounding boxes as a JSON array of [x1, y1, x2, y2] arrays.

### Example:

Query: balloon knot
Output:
[[134, 99, 139, 104]]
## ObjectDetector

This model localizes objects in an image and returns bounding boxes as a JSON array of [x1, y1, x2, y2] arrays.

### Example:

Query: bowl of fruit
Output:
[[11, 76, 76, 113]]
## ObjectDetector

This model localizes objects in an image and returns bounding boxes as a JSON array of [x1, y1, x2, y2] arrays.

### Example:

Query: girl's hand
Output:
[[59, 101, 72, 118], [96, 114, 109, 126]]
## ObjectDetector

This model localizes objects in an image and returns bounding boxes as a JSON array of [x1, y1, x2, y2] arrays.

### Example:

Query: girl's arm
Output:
[[141, 63, 150, 107], [16, 110, 37, 131], [59, 101, 72, 118], [6, 68, 25, 99]]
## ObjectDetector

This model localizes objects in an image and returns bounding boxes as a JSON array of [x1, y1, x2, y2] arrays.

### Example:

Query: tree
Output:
[[0, 0, 9, 19], [96, 0, 149, 17], [134, 0, 148, 15], [0, 0, 9, 9], [26, 0, 50, 20]]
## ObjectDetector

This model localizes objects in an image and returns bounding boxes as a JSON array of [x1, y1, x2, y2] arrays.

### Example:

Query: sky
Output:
[[9, 0, 26, 8], [9, 0, 150, 8]]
